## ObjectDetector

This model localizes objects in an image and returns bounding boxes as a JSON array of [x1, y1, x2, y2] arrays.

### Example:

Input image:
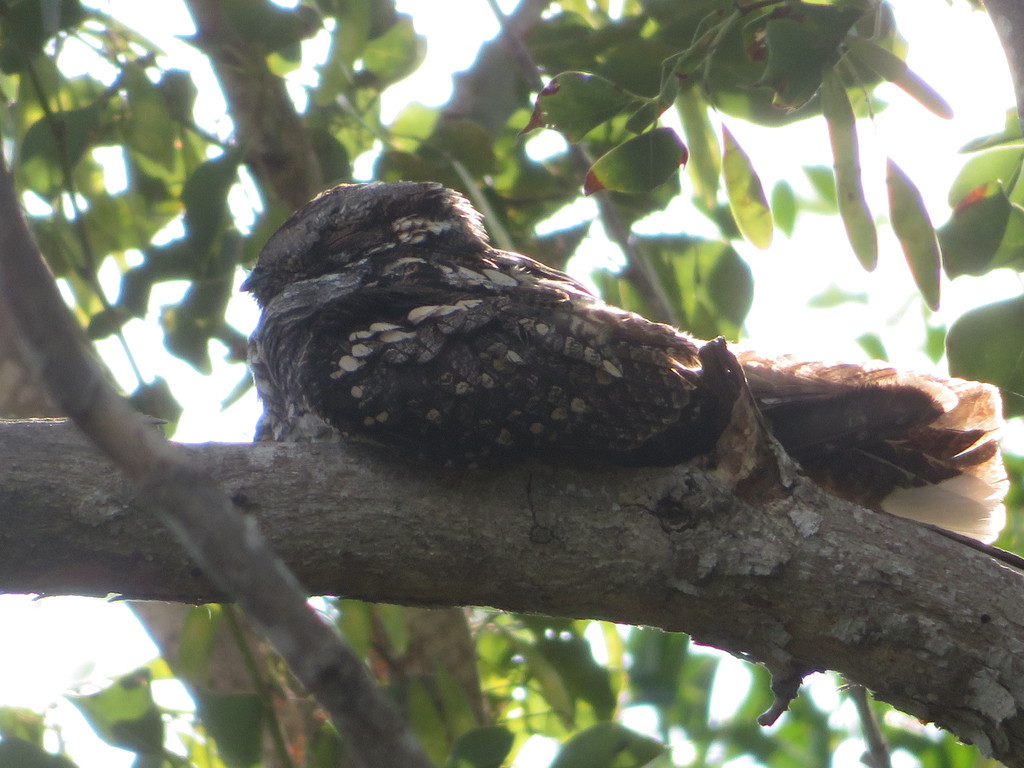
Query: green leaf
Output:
[[331, 0, 373, 65], [845, 36, 953, 119], [0, 707, 46, 745], [360, 14, 425, 85], [67, 669, 164, 755], [21, 103, 104, 183], [175, 605, 223, 685], [886, 159, 940, 310], [195, 693, 264, 768], [123, 64, 176, 169], [219, 0, 321, 53], [821, 71, 877, 270], [549, 722, 666, 768], [596, 236, 752, 339], [0, 738, 77, 768], [531, 620, 616, 722], [677, 84, 720, 210], [947, 296, 1024, 417], [0, 0, 85, 73], [938, 183, 1013, 278], [306, 719, 345, 768], [946, 146, 1024, 207], [960, 109, 1024, 152], [522, 72, 639, 143], [627, 628, 690, 708], [518, 642, 575, 724], [406, 677, 450, 766], [804, 165, 838, 210], [128, 378, 183, 435], [924, 322, 947, 365], [309, 126, 352, 183], [182, 152, 241, 264], [770, 181, 796, 237], [623, 100, 665, 135], [157, 69, 198, 124], [423, 119, 496, 176], [759, 3, 862, 110], [160, 228, 239, 372], [722, 126, 773, 249], [336, 600, 374, 657], [583, 128, 686, 194], [807, 284, 868, 308], [597, 30, 672, 98], [445, 726, 515, 768], [856, 332, 888, 361], [987, 204, 1024, 272], [85, 306, 129, 340]]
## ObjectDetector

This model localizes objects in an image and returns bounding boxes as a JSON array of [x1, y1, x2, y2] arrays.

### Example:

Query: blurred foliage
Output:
[[0, 0, 1020, 766]]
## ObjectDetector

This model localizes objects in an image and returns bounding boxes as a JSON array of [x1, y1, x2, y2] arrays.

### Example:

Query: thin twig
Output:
[[848, 683, 892, 768], [452, 159, 516, 251], [18, 42, 146, 388]]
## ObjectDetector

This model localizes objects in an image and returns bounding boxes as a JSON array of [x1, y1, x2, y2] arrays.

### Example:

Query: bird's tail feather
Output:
[[737, 353, 1007, 543]]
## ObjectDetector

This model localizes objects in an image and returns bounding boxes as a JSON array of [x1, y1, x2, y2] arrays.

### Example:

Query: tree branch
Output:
[[0, 155, 429, 767], [985, 0, 1024, 137], [2, 419, 1023, 765], [183, 0, 323, 210]]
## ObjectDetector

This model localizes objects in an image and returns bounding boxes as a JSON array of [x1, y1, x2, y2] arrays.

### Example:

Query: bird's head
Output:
[[241, 181, 489, 306]]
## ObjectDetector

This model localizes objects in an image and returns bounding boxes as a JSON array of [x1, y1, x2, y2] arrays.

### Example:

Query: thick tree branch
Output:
[[2, 419, 1023, 765]]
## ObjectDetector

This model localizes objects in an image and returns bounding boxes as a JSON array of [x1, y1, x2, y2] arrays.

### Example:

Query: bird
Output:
[[242, 180, 1007, 543]]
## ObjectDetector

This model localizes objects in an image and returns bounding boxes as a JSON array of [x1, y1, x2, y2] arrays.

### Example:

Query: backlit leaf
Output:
[[856, 332, 888, 362], [549, 722, 666, 768], [182, 151, 241, 263], [947, 296, 1024, 417], [522, 72, 639, 143], [123, 64, 175, 169], [845, 36, 953, 119], [821, 71, 877, 270], [946, 146, 1024, 207], [0, 739, 77, 768], [938, 183, 1012, 277], [21, 103, 103, 185], [361, 14, 425, 85], [886, 159, 940, 310], [445, 726, 515, 768], [771, 181, 796, 237], [677, 84, 720, 210], [759, 3, 862, 110], [67, 669, 163, 755], [584, 128, 686, 194], [195, 692, 264, 768], [722, 126, 772, 249], [128, 377, 183, 436]]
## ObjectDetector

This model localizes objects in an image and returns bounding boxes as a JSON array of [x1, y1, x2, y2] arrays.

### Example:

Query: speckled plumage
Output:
[[244, 181, 1007, 542]]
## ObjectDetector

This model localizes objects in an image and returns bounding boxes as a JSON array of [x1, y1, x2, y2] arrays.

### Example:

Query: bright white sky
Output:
[[2, 2, 1020, 767]]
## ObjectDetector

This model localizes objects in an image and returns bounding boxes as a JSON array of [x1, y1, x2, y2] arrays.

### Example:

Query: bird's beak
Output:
[[240, 267, 262, 294]]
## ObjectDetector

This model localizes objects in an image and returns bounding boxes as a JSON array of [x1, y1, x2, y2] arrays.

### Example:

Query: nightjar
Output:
[[243, 181, 1007, 542]]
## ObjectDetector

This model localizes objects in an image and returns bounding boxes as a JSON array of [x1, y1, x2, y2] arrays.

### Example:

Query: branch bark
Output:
[[985, 0, 1024, 137], [2, 419, 1023, 765]]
